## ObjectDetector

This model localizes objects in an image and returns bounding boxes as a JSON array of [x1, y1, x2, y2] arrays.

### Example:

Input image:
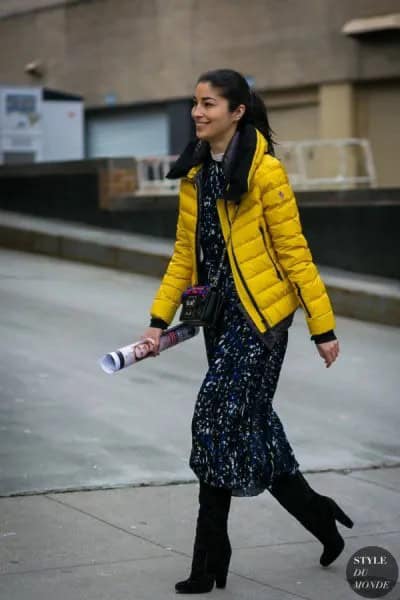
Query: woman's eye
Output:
[[191, 101, 214, 108]]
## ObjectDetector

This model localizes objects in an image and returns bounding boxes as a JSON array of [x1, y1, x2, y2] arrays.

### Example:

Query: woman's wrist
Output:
[[149, 317, 169, 330], [310, 330, 337, 344]]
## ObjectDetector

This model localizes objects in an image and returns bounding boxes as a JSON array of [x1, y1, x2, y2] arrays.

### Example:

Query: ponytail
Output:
[[243, 90, 276, 156]]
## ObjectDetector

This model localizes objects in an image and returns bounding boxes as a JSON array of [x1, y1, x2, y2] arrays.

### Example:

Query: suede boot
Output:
[[270, 471, 354, 567], [175, 481, 232, 594]]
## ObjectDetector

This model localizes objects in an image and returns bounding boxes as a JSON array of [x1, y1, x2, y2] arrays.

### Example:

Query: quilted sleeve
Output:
[[260, 158, 336, 336], [149, 183, 193, 325]]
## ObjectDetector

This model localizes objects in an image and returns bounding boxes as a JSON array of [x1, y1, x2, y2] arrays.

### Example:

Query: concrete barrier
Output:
[[1, 210, 398, 328]]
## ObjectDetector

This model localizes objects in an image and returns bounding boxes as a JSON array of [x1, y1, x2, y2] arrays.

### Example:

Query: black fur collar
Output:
[[166, 123, 259, 204]]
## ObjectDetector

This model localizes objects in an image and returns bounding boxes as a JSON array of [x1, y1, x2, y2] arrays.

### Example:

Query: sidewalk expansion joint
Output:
[[43, 493, 241, 568], [44, 493, 183, 557], [2, 463, 399, 498], [233, 529, 400, 552], [0, 555, 175, 579], [345, 473, 400, 494]]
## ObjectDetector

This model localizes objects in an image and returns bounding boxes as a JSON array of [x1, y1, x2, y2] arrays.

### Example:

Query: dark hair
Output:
[[197, 68, 275, 156]]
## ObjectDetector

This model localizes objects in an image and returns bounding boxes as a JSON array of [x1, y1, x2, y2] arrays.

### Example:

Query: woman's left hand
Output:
[[316, 339, 340, 368]]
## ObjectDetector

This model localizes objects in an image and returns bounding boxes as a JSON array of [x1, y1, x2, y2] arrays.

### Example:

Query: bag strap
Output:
[[209, 204, 240, 288]]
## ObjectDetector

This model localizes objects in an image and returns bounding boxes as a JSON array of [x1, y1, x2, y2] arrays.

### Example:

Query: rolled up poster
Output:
[[99, 323, 200, 374]]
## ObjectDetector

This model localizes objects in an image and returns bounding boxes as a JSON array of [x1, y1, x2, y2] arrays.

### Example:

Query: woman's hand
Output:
[[316, 339, 340, 368], [139, 327, 164, 356]]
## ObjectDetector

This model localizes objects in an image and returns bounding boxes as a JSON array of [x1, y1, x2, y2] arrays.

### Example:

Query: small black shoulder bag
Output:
[[179, 205, 239, 328]]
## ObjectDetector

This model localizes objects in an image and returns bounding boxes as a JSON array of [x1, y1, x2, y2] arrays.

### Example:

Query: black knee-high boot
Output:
[[202, 482, 232, 588], [269, 471, 354, 567], [175, 481, 232, 594]]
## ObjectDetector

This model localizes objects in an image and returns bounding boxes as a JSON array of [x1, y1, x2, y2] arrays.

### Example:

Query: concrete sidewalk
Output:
[[1, 209, 399, 327], [0, 467, 399, 600], [1, 248, 400, 498], [0, 243, 399, 599]]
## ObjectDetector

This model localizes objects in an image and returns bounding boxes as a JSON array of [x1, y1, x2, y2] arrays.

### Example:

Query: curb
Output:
[[1, 210, 399, 327], [318, 268, 400, 328], [0, 210, 171, 279]]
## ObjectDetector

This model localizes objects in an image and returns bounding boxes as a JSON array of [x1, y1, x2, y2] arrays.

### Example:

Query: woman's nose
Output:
[[192, 103, 203, 119]]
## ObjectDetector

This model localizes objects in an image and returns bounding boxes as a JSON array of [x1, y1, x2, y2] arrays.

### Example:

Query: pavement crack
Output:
[[2, 465, 399, 498], [44, 493, 177, 555], [232, 529, 400, 551], [345, 473, 400, 494], [0, 554, 174, 578]]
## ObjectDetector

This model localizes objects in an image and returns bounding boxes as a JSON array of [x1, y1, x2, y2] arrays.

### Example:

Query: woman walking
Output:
[[140, 69, 353, 594]]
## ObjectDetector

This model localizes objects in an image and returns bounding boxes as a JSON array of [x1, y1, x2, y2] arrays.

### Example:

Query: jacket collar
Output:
[[166, 123, 268, 204]]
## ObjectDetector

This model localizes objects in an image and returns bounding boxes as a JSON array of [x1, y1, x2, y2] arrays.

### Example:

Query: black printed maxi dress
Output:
[[189, 155, 300, 497]]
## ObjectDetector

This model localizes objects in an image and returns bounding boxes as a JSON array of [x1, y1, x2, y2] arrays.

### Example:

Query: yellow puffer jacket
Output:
[[150, 126, 335, 338]]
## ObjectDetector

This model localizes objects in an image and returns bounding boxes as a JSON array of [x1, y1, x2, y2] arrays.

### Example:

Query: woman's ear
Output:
[[233, 103, 246, 122]]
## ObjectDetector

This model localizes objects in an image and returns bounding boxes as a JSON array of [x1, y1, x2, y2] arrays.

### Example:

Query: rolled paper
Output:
[[99, 323, 200, 374]]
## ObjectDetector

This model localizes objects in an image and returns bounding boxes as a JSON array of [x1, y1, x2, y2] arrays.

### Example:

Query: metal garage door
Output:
[[86, 108, 168, 158]]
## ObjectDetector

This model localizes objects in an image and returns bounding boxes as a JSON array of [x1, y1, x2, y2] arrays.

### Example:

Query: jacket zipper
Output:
[[295, 282, 312, 318], [192, 171, 203, 283], [259, 225, 283, 281], [225, 199, 270, 330]]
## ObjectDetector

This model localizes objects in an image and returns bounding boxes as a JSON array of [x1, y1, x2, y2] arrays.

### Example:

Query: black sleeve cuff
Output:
[[310, 330, 337, 344], [149, 317, 169, 330]]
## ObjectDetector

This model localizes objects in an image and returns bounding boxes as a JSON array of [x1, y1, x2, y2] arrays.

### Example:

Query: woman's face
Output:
[[191, 81, 245, 143]]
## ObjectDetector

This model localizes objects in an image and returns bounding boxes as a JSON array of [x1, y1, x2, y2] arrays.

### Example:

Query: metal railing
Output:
[[276, 138, 377, 190], [136, 155, 179, 195], [135, 138, 377, 194]]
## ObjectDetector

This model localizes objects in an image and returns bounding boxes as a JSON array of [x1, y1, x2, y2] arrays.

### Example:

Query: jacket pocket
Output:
[[294, 283, 312, 318], [259, 225, 283, 281]]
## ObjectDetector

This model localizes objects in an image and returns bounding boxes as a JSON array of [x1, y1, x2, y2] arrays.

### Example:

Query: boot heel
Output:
[[175, 574, 214, 594], [215, 540, 231, 589], [330, 499, 353, 528], [215, 566, 228, 589]]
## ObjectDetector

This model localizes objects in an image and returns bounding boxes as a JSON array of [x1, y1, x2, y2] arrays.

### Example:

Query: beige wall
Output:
[[1, 0, 400, 105], [1, 0, 399, 185], [263, 81, 400, 187], [356, 81, 400, 187], [319, 83, 355, 139], [270, 104, 318, 143], [262, 88, 319, 142], [269, 102, 319, 182]]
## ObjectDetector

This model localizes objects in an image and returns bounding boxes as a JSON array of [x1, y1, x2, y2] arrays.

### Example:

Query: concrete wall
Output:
[[0, 157, 139, 214], [356, 81, 400, 187], [263, 80, 400, 187], [1, 0, 399, 184], [0, 161, 398, 279], [1, 0, 399, 103], [262, 87, 319, 143]]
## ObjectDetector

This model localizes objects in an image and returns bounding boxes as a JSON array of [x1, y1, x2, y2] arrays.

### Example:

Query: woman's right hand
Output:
[[316, 339, 340, 368], [139, 327, 164, 356]]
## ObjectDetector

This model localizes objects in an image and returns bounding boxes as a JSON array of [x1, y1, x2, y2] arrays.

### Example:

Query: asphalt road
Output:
[[1, 248, 399, 496]]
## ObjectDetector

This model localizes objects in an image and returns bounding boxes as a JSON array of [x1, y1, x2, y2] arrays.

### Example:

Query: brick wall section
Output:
[[98, 166, 138, 210]]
